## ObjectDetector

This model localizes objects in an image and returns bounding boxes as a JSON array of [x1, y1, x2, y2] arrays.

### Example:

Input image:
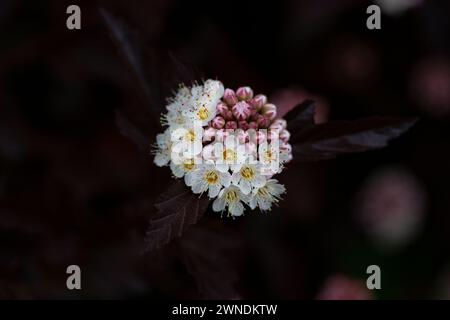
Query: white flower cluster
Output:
[[153, 80, 290, 217]]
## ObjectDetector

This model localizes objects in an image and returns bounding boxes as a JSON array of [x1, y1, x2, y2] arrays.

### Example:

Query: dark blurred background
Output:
[[1, 0, 449, 299]]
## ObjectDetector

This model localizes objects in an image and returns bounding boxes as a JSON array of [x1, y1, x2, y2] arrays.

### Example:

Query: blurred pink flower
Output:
[[316, 274, 372, 300], [409, 57, 450, 116], [376, 0, 423, 15], [270, 87, 329, 124], [324, 37, 380, 93], [355, 166, 427, 249]]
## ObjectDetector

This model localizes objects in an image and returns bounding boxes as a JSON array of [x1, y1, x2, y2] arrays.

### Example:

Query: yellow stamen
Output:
[[225, 190, 238, 202], [204, 171, 219, 185], [197, 106, 209, 120], [185, 130, 196, 142], [183, 160, 195, 171], [257, 186, 270, 197], [241, 166, 254, 180], [264, 150, 276, 162], [223, 149, 237, 161]]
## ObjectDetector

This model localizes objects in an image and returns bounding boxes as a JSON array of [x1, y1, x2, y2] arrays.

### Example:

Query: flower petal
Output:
[[208, 183, 221, 198], [229, 202, 244, 216], [212, 197, 226, 212]]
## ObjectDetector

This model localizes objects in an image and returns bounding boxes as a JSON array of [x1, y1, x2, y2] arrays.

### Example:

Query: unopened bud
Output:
[[272, 119, 287, 130], [256, 114, 270, 128], [261, 103, 277, 120], [280, 129, 290, 142], [249, 94, 267, 111], [223, 88, 238, 106], [203, 127, 217, 141], [236, 86, 254, 101], [280, 142, 292, 153], [235, 129, 249, 144], [211, 116, 225, 129], [225, 121, 238, 129], [248, 121, 258, 130], [215, 129, 230, 142], [202, 144, 215, 160], [217, 101, 230, 117], [268, 129, 280, 141], [246, 142, 257, 154], [256, 130, 267, 144], [238, 121, 249, 130], [232, 101, 252, 120]]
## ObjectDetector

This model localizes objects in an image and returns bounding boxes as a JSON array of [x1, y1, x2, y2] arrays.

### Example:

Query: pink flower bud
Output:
[[211, 116, 225, 129], [272, 118, 287, 130], [238, 121, 249, 130], [261, 103, 277, 120], [280, 142, 292, 153], [248, 112, 260, 122], [223, 88, 238, 106], [280, 142, 293, 163], [249, 105, 258, 117], [280, 129, 290, 142], [225, 121, 237, 129], [249, 94, 267, 110], [269, 122, 283, 132], [202, 144, 215, 160], [215, 129, 230, 141], [236, 86, 254, 101], [203, 127, 217, 142], [246, 142, 257, 155], [232, 101, 252, 120], [217, 101, 230, 116], [248, 121, 258, 130], [267, 129, 280, 141], [224, 110, 234, 120], [235, 129, 249, 143], [256, 130, 267, 144], [256, 114, 270, 128]]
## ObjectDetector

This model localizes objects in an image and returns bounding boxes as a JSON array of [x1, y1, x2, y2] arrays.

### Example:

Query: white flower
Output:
[[212, 185, 250, 217], [170, 156, 201, 186], [170, 124, 203, 160], [249, 179, 286, 212], [153, 128, 172, 167], [231, 163, 267, 195], [183, 80, 224, 125], [163, 109, 187, 128], [188, 162, 232, 198], [258, 141, 282, 175], [162, 85, 191, 127], [213, 136, 247, 173]]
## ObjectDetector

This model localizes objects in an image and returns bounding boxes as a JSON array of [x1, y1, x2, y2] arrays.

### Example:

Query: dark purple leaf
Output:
[[180, 219, 241, 299], [115, 110, 151, 152], [100, 9, 200, 114], [167, 51, 202, 88], [290, 117, 418, 162], [143, 181, 211, 252], [99, 8, 162, 115], [285, 100, 316, 133]]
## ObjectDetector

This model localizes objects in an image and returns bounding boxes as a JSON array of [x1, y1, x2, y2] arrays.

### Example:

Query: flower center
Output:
[[183, 161, 195, 171], [241, 166, 254, 180], [197, 106, 209, 120], [257, 186, 270, 197], [204, 170, 219, 185], [185, 130, 196, 142], [225, 190, 238, 202], [264, 150, 276, 162], [223, 149, 237, 162]]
